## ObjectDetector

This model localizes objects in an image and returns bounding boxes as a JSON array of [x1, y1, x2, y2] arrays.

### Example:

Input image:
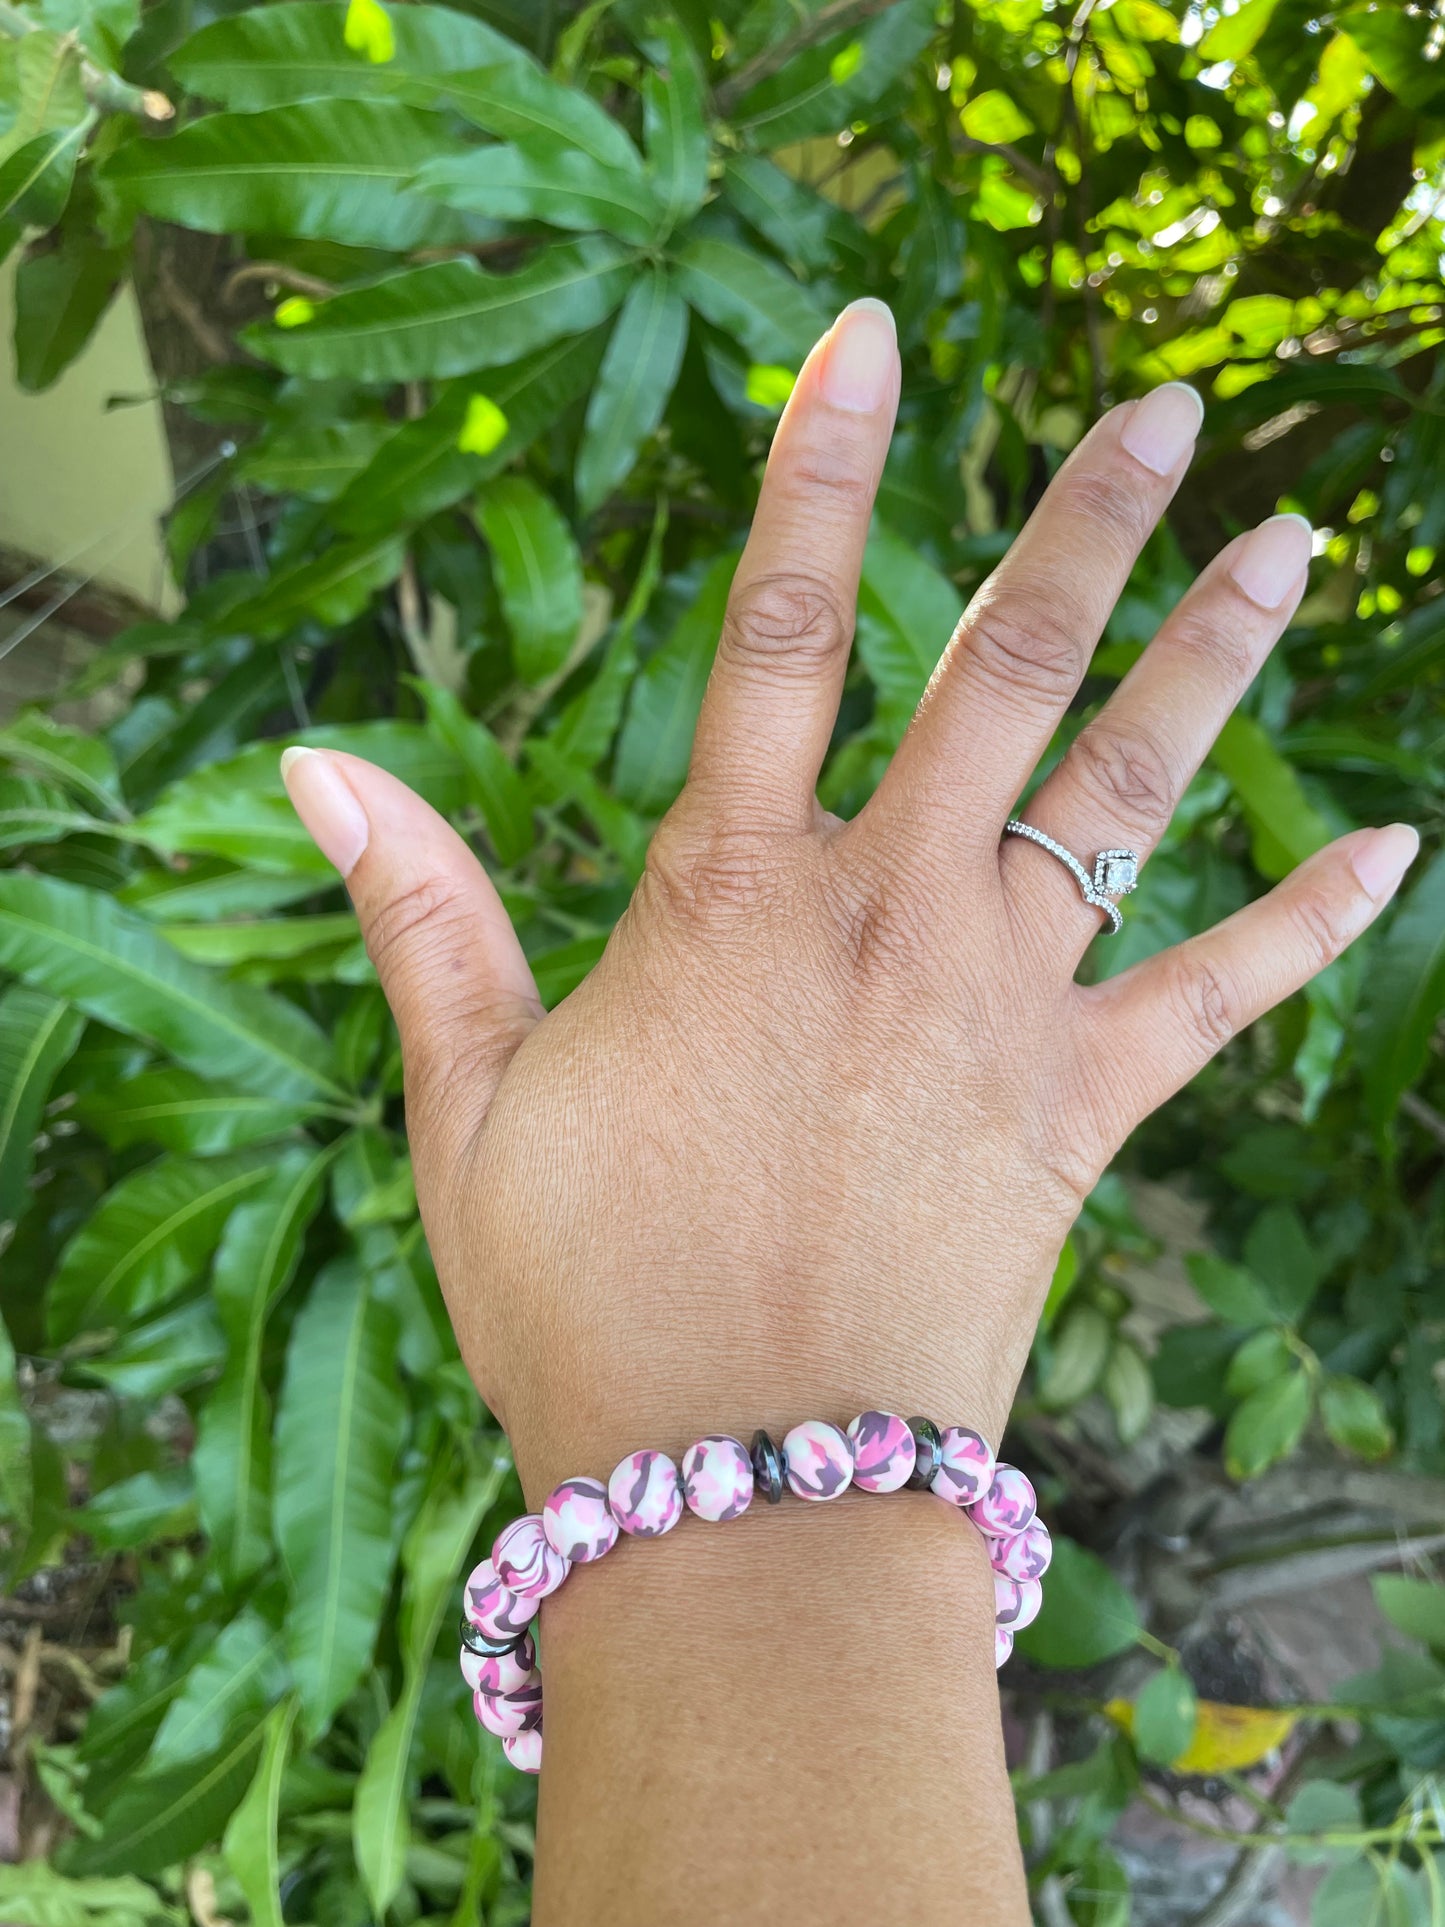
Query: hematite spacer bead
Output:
[[459, 1614, 528, 1659], [904, 1417, 944, 1490], [751, 1429, 785, 1504]]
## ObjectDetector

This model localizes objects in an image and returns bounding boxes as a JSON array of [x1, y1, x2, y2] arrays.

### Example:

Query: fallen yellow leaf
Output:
[[1106, 1696, 1297, 1773]]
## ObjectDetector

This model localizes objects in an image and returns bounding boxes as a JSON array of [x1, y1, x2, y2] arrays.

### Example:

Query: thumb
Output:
[[280, 746, 541, 1127]]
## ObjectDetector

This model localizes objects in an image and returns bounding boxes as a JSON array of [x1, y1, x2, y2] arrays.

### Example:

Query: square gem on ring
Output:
[[1095, 850, 1138, 897]]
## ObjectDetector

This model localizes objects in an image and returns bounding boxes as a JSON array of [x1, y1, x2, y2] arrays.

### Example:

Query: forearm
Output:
[[531, 1486, 1028, 1924]]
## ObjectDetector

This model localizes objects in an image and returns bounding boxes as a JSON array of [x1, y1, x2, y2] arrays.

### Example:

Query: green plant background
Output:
[[0, 0, 1443, 1919]]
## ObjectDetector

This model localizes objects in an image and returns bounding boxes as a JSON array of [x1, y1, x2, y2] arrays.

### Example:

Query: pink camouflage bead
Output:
[[504, 1727, 543, 1774], [493, 1514, 571, 1601], [460, 1630, 536, 1698], [994, 1574, 1043, 1632], [473, 1671, 543, 1739], [782, 1419, 854, 1501], [967, 1462, 1038, 1538], [464, 1558, 534, 1641], [846, 1411, 916, 1493], [543, 1476, 618, 1563], [989, 1519, 1053, 1582], [681, 1436, 754, 1522], [995, 1626, 1014, 1670], [608, 1449, 683, 1537], [929, 1425, 996, 1509]]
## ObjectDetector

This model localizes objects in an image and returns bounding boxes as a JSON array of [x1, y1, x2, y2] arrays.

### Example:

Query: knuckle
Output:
[[829, 871, 933, 983], [1288, 888, 1348, 973], [1167, 954, 1239, 1057], [1054, 462, 1153, 558], [964, 586, 1088, 707], [365, 875, 472, 986], [642, 820, 775, 928], [785, 438, 877, 512], [1168, 600, 1256, 685], [1064, 721, 1176, 840], [721, 571, 853, 679]]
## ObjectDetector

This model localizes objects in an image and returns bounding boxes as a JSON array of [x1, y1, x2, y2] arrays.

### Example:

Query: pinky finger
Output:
[[1085, 823, 1420, 1118]]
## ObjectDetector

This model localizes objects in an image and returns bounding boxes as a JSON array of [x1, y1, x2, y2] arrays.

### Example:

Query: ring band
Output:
[[1003, 819, 1139, 935]]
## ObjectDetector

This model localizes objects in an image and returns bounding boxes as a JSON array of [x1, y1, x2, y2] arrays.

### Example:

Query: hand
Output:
[[282, 298, 1417, 1497]]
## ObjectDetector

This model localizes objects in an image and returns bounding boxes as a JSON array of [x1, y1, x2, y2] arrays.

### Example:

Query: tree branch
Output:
[[0, 1, 172, 121], [716, 0, 900, 112]]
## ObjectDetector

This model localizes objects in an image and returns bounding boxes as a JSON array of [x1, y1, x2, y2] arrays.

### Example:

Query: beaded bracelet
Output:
[[458, 1412, 1050, 1776]]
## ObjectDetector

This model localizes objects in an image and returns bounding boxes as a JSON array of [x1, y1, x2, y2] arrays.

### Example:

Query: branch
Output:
[[956, 134, 1052, 195], [0, 1, 172, 121], [222, 261, 337, 305], [716, 0, 900, 111]]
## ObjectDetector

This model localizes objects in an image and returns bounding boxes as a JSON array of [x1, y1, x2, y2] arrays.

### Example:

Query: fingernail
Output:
[[819, 298, 897, 413], [280, 746, 369, 877], [1229, 513, 1313, 609], [1350, 823, 1419, 902], [1119, 381, 1204, 476]]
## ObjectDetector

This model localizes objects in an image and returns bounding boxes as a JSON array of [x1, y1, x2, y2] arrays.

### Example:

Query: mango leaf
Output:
[[1224, 1366, 1312, 1479], [13, 235, 121, 392], [1209, 712, 1333, 879], [0, 1312, 32, 1547], [0, 985, 84, 1224], [222, 1697, 297, 1927], [244, 238, 631, 383], [193, 1146, 330, 1587], [732, 0, 933, 148], [75, 1298, 225, 1403], [1, 31, 85, 152], [1338, 5, 1445, 108], [613, 549, 740, 812], [0, 774, 104, 850], [1016, 1536, 1142, 1668], [410, 679, 533, 865], [1358, 846, 1445, 1134], [0, 119, 87, 235], [575, 269, 687, 514], [0, 875, 343, 1100], [414, 140, 660, 246], [82, 1467, 196, 1551], [673, 234, 826, 366], [218, 530, 405, 641], [723, 155, 842, 274], [73, 1066, 310, 1155], [353, 1447, 508, 1912], [63, 1715, 267, 1878], [146, 1611, 288, 1771], [240, 419, 391, 503], [46, 1149, 276, 1343], [642, 15, 708, 233], [440, 58, 645, 176], [171, 1, 521, 110], [1199, 0, 1280, 60], [103, 101, 484, 250], [273, 1255, 407, 1736], [857, 526, 960, 734], [527, 737, 650, 877], [0, 711, 122, 815], [475, 474, 585, 684]]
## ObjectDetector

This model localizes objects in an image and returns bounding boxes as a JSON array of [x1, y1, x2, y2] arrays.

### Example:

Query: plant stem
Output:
[[0, 0, 173, 121]]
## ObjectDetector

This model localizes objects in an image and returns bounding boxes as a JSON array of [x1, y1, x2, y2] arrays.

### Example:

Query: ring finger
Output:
[[1000, 511, 1314, 962]]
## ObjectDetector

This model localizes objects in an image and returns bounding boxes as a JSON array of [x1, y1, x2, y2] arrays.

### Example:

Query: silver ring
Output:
[[1002, 820, 1139, 935]]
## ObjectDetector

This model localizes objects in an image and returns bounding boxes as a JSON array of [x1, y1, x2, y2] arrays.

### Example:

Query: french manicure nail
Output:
[[280, 746, 369, 878], [1118, 381, 1204, 476], [1229, 512, 1313, 610], [1350, 823, 1419, 903], [819, 298, 897, 414]]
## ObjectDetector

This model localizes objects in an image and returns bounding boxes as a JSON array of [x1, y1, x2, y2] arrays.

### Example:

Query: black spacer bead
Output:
[[751, 1428, 785, 1504], [905, 1417, 943, 1490], [459, 1614, 528, 1658]]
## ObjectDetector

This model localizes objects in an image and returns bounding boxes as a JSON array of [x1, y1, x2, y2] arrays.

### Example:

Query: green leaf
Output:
[[46, 1149, 275, 1343], [1199, 0, 1280, 61], [63, 1715, 267, 1878], [0, 985, 84, 1225], [643, 16, 709, 233], [1036, 1304, 1113, 1409], [1373, 1575, 1445, 1653], [1319, 1373, 1393, 1461], [527, 737, 650, 877], [857, 526, 960, 734], [960, 89, 1033, 143], [13, 235, 120, 392], [1186, 1251, 1276, 1328], [1101, 1336, 1154, 1446], [1016, 1536, 1142, 1668], [410, 679, 533, 865], [245, 237, 631, 383], [1282, 1780, 1361, 1863], [222, 1697, 297, 1927], [353, 1447, 508, 1912], [1225, 1326, 1295, 1400], [614, 550, 740, 811], [575, 269, 687, 513], [1209, 713, 1333, 881], [733, 0, 933, 148], [193, 1146, 330, 1586], [0, 1311, 32, 1548], [103, 101, 484, 250], [414, 141, 660, 245], [220, 530, 405, 640], [672, 234, 827, 366], [1311, 1857, 1429, 1927], [273, 1255, 407, 1736], [1338, 6, 1445, 108], [0, 874, 343, 1101], [1359, 847, 1445, 1134], [1243, 1205, 1324, 1323], [77, 1298, 224, 1402], [475, 474, 585, 684], [0, 31, 85, 153], [0, 711, 122, 814], [147, 1611, 288, 1771], [172, 1, 521, 110], [440, 58, 644, 176], [723, 155, 841, 273], [1133, 1666, 1198, 1765], [82, 1466, 196, 1552], [1223, 1366, 1312, 1480], [73, 1067, 310, 1155], [0, 119, 87, 234]]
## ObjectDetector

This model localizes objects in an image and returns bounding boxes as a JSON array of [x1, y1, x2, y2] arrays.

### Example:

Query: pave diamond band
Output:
[[1003, 820, 1139, 936]]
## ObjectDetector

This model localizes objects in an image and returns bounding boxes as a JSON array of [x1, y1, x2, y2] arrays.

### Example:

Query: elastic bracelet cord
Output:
[[458, 1411, 1051, 1776]]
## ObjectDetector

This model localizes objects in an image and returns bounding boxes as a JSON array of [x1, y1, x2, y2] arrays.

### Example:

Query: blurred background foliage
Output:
[[0, 0, 1443, 1919]]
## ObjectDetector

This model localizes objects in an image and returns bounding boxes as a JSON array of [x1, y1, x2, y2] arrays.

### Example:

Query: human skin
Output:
[[281, 298, 1418, 1922]]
